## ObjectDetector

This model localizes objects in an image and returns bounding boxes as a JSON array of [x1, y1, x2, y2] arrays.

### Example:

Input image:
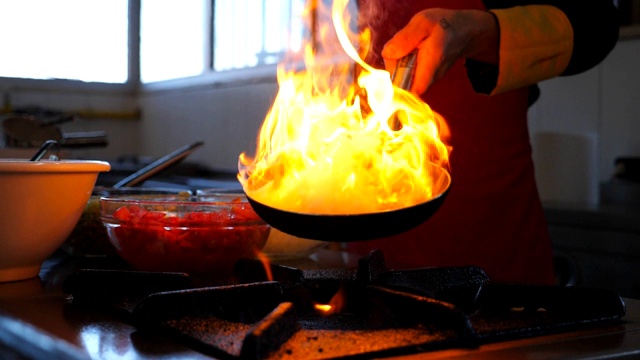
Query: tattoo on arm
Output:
[[439, 17, 451, 30]]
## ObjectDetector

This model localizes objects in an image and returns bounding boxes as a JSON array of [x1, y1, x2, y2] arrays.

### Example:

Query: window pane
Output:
[[214, 0, 305, 71], [0, 0, 128, 83], [140, 0, 206, 83]]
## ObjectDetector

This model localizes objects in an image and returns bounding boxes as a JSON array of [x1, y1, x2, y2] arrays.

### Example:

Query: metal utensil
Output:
[[112, 141, 204, 188], [391, 50, 418, 91], [390, 50, 418, 131], [3, 115, 107, 148], [30, 140, 60, 161]]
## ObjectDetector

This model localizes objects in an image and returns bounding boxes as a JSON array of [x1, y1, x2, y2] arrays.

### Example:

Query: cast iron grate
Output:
[[64, 250, 626, 359]]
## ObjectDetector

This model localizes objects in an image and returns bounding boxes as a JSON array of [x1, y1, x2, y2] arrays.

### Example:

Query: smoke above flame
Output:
[[238, 0, 450, 215]]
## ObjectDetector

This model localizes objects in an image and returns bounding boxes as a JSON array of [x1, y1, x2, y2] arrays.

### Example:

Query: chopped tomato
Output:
[[112, 206, 131, 221], [105, 201, 270, 276]]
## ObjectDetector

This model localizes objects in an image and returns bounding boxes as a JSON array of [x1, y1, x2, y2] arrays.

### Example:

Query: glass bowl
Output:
[[100, 193, 270, 276], [63, 187, 192, 257]]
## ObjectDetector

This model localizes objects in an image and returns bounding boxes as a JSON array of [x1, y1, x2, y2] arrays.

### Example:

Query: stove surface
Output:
[[0, 250, 639, 360]]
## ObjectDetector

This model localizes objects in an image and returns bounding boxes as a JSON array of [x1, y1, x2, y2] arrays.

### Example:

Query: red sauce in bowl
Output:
[[103, 199, 270, 276]]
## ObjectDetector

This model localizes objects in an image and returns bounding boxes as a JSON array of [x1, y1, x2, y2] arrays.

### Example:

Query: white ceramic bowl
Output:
[[0, 159, 111, 282]]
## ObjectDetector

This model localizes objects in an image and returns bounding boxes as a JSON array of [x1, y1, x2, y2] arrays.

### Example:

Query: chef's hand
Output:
[[382, 8, 499, 94]]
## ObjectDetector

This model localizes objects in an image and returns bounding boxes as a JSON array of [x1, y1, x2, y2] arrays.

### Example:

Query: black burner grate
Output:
[[63, 250, 626, 359]]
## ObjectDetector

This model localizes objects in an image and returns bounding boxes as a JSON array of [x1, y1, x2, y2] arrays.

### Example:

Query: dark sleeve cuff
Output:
[[465, 59, 499, 95]]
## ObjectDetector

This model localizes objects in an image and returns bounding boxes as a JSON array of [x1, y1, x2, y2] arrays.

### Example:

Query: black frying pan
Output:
[[245, 163, 451, 242]]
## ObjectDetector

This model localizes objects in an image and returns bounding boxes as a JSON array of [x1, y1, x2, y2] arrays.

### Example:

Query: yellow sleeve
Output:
[[489, 5, 573, 95]]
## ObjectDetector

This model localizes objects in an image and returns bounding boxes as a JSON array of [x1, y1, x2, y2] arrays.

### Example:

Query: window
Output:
[[213, 0, 305, 71], [0, 0, 307, 86], [0, 0, 128, 83], [140, 0, 207, 83], [141, 0, 306, 83]]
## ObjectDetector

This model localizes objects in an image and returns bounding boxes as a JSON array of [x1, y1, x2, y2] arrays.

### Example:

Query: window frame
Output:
[[140, 0, 276, 93], [0, 0, 140, 95], [0, 0, 283, 96]]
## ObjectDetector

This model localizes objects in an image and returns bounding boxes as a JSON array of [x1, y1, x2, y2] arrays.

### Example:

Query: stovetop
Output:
[[1, 250, 638, 360]]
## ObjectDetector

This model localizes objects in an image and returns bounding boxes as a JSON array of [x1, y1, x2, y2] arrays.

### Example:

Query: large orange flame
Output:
[[238, 0, 450, 215]]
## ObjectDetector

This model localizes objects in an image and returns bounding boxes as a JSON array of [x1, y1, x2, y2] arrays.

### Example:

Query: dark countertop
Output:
[[1, 251, 640, 359], [544, 201, 640, 234], [542, 201, 640, 300], [0, 254, 211, 360], [544, 180, 640, 234]]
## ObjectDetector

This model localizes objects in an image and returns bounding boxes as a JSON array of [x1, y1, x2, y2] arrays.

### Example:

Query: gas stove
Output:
[[59, 250, 626, 359], [1, 249, 639, 360]]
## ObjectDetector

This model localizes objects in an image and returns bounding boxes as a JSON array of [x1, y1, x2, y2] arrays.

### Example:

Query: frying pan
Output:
[[246, 52, 445, 242], [245, 163, 451, 242]]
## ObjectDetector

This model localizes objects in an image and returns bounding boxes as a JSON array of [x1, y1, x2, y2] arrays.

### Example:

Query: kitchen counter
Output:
[[543, 201, 640, 299], [1, 252, 640, 359], [544, 201, 640, 234]]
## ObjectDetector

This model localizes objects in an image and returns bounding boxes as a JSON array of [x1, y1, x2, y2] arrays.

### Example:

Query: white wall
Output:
[[137, 81, 278, 172], [529, 37, 640, 205]]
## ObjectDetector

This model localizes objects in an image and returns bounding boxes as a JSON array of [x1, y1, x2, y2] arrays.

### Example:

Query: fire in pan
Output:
[[236, 2, 451, 242], [244, 163, 451, 242]]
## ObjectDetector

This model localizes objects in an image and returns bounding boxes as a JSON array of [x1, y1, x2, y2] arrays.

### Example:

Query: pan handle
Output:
[[112, 141, 204, 188]]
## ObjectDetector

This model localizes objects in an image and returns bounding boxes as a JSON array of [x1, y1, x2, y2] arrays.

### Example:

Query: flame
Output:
[[314, 286, 346, 315], [238, 0, 450, 215], [256, 252, 273, 281], [315, 304, 333, 312]]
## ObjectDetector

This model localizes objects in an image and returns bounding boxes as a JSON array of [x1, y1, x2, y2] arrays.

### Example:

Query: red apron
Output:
[[349, 0, 556, 285]]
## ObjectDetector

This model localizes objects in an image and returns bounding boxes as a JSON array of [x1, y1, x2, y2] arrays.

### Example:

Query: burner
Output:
[[63, 251, 626, 359]]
